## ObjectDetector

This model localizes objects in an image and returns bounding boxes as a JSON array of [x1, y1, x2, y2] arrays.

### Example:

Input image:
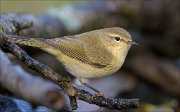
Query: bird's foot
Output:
[[79, 78, 104, 97]]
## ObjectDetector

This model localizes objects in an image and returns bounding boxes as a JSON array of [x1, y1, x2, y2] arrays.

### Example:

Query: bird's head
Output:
[[98, 27, 137, 57]]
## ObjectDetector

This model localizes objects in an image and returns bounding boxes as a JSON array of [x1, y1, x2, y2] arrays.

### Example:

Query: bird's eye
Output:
[[115, 37, 121, 41]]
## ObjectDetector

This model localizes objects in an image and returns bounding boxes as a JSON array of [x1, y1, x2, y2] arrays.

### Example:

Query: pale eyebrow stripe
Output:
[[107, 33, 121, 38], [107, 33, 129, 43], [107, 33, 132, 42]]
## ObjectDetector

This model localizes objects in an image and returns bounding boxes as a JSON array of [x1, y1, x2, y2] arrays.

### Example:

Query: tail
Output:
[[7, 35, 60, 56], [7, 35, 47, 48]]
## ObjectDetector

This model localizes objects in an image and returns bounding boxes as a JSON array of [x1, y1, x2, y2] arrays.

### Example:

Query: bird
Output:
[[7, 27, 137, 94]]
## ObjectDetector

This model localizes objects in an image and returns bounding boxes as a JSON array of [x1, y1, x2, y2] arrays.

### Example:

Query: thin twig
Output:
[[69, 96, 78, 110]]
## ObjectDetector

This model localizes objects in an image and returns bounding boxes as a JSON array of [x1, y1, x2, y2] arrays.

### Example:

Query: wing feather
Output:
[[46, 36, 111, 68]]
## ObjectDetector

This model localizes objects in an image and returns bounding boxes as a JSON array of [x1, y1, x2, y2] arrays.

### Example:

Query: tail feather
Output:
[[7, 35, 46, 48], [7, 35, 60, 56]]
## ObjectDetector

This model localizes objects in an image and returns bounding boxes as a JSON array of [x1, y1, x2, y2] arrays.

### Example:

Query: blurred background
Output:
[[0, 0, 180, 112]]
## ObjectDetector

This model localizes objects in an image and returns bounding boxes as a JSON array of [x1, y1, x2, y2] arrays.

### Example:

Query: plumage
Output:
[[7, 27, 133, 79]]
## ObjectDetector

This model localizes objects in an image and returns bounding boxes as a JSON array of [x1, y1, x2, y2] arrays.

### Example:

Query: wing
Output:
[[46, 36, 111, 68], [82, 35, 113, 68]]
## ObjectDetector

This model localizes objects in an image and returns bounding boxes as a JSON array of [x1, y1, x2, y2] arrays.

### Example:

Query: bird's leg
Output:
[[79, 78, 103, 96], [79, 78, 99, 92]]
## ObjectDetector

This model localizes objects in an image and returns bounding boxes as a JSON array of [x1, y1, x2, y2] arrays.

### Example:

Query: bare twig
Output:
[[0, 34, 139, 110], [69, 96, 78, 110]]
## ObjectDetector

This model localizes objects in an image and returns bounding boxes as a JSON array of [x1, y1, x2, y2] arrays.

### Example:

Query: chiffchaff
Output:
[[8, 27, 137, 93]]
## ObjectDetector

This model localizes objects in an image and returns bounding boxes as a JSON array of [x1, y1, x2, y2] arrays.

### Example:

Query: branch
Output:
[[0, 34, 139, 110]]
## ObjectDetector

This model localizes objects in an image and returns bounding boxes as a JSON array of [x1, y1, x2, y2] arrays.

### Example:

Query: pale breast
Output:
[[56, 44, 130, 78], [58, 54, 117, 78]]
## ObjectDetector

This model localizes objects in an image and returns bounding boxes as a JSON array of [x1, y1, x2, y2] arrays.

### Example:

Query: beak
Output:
[[126, 41, 139, 45], [131, 41, 139, 45]]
